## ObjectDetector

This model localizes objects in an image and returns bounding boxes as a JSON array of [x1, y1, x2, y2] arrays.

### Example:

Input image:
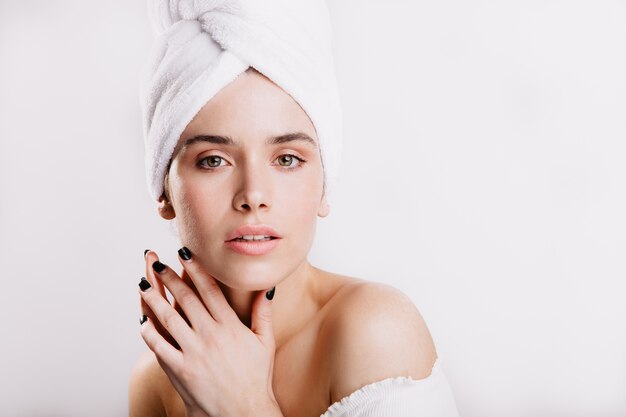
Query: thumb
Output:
[[251, 286, 276, 346]]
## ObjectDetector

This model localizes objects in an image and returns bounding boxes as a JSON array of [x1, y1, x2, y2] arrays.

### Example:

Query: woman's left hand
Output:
[[138, 248, 281, 417]]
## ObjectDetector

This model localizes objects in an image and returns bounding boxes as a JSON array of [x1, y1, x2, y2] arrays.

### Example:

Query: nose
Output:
[[232, 165, 272, 213]]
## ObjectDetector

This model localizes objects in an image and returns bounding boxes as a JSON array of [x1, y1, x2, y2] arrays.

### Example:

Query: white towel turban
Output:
[[139, 0, 343, 204]]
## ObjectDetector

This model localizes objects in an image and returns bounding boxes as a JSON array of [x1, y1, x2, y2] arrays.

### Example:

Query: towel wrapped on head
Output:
[[139, 0, 343, 204]]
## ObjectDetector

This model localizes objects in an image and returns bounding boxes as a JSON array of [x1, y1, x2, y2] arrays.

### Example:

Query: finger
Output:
[[139, 288, 181, 350], [177, 246, 238, 324], [139, 278, 195, 351], [140, 315, 183, 371], [251, 286, 276, 348], [151, 259, 213, 331], [142, 250, 180, 349], [150, 249, 196, 329], [145, 250, 167, 299]]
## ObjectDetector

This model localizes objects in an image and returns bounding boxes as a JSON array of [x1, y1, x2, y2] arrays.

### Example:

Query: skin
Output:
[[158, 68, 330, 346], [129, 68, 438, 417]]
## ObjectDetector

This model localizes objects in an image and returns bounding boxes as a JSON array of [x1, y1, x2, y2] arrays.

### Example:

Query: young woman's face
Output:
[[161, 69, 329, 290]]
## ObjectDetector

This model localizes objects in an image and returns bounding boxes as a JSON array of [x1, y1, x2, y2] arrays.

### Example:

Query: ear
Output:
[[317, 193, 330, 218], [157, 195, 176, 220]]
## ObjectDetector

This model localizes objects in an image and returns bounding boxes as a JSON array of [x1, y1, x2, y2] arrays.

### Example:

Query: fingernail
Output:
[[178, 246, 192, 261], [265, 286, 275, 301], [139, 277, 151, 291], [144, 249, 150, 258], [153, 261, 166, 273], [140, 315, 148, 325]]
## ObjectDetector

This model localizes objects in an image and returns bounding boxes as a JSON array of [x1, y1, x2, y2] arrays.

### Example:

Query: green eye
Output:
[[278, 155, 293, 166], [277, 154, 304, 168], [197, 154, 305, 170], [199, 155, 224, 168]]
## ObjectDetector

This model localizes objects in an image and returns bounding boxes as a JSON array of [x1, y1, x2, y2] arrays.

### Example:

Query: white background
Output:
[[1, 1, 624, 416]]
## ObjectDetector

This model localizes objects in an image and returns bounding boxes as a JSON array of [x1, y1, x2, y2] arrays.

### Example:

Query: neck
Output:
[[216, 260, 319, 349]]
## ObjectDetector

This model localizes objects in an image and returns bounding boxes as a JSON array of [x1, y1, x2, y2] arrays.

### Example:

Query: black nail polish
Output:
[[139, 277, 151, 291], [153, 261, 166, 273], [178, 246, 192, 261], [265, 286, 275, 301], [144, 249, 150, 258], [140, 315, 148, 325]]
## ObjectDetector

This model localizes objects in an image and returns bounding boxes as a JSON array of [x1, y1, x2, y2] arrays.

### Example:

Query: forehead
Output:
[[180, 69, 318, 145]]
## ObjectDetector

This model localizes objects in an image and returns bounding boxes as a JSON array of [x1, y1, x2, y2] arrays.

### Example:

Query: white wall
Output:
[[0, 1, 624, 416]]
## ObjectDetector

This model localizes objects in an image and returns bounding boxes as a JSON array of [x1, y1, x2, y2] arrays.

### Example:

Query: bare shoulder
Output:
[[325, 281, 438, 404], [128, 350, 184, 417]]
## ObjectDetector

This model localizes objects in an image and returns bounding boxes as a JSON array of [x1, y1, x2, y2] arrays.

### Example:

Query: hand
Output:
[[140, 250, 200, 343], [138, 248, 280, 417], [139, 251, 183, 350]]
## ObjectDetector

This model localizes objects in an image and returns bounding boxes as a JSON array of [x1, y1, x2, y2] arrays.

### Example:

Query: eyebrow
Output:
[[181, 132, 318, 150]]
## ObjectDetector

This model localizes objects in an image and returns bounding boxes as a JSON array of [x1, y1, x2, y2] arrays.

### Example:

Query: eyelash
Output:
[[196, 154, 307, 171]]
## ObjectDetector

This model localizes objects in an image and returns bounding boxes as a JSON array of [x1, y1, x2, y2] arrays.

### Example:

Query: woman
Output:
[[129, 2, 460, 417]]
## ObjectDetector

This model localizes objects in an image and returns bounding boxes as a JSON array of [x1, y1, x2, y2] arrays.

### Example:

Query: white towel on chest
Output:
[[320, 358, 461, 417], [140, 0, 343, 202]]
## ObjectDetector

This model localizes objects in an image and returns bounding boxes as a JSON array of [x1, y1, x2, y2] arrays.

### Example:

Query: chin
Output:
[[204, 257, 295, 291]]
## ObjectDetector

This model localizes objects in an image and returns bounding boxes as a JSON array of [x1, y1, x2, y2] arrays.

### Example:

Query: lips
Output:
[[225, 224, 282, 242], [224, 238, 280, 256], [223, 224, 282, 256]]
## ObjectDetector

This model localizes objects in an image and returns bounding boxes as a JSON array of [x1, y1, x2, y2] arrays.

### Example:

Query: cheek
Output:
[[281, 174, 323, 236], [174, 183, 220, 244]]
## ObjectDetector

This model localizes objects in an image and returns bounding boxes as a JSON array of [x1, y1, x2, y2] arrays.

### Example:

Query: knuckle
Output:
[[176, 289, 198, 307], [205, 279, 222, 297], [162, 311, 179, 330], [260, 308, 272, 321], [153, 340, 169, 358]]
